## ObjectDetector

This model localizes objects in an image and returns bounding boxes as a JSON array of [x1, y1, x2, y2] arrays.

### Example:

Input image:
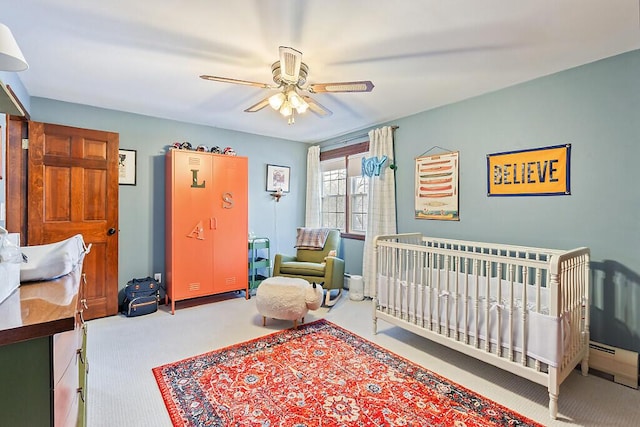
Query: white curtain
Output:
[[362, 126, 396, 297], [305, 145, 322, 228]]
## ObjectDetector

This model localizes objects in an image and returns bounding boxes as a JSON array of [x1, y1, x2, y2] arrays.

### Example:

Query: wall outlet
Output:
[[154, 273, 162, 284]]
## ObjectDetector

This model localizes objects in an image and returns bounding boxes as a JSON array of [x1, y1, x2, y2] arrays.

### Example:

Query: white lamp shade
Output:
[[268, 92, 285, 110], [279, 101, 293, 117], [0, 23, 28, 71], [295, 99, 309, 114], [287, 90, 304, 109]]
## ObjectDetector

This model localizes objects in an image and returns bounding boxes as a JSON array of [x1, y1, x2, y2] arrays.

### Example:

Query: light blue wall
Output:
[[341, 239, 364, 276], [0, 72, 30, 113], [29, 98, 308, 295], [374, 49, 639, 353], [327, 49, 640, 354]]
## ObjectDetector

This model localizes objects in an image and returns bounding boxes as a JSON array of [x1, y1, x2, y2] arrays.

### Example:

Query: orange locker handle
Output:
[[210, 217, 217, 230]]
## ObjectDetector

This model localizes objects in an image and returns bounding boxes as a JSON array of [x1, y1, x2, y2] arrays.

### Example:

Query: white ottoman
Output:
[[255, 277, 323, 329]]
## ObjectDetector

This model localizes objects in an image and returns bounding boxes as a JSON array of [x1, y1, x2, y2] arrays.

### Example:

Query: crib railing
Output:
[[373, 234, 590, 368], [372, 233, 590, 419]]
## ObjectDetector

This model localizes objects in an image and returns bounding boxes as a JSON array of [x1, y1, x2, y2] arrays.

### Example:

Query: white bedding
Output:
[[377, 271, 567, 367], [20, 234, 89, 282]]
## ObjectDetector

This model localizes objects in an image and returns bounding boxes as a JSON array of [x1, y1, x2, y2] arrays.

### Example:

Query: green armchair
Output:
[[273, 229, 345, 306]]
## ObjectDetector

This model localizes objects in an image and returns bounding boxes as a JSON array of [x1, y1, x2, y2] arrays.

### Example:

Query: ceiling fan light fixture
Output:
[[268, 92, 285, 110], [287, 89, 304, 109], [295, 97, 309, 114], [295, 101, 309, 114], [201, 46, 372, 125], [279, 101, 293, 117]]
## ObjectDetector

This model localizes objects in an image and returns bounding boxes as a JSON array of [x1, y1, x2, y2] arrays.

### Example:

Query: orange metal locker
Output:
[[165, 150, 248, 314]]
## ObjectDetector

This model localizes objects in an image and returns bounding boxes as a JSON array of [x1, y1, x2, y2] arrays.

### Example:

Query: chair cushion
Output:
[[279, 261, 326, 277]]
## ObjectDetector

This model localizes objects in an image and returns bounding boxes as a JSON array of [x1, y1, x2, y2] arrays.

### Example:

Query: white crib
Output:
[[373, 233, 590, 419]]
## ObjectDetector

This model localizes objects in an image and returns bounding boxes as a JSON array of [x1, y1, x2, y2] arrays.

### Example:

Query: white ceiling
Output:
[[3, 1, 639, 143]]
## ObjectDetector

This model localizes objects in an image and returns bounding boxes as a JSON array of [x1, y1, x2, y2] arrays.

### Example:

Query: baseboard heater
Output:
[[588, 341, 638, 389]]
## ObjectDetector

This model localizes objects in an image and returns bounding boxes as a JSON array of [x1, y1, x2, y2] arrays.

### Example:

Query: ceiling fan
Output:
[[200, 46, 374, 124]]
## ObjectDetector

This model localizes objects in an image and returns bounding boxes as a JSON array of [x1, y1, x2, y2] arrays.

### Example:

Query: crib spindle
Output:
[[389, 246, 396, 317], [454, 255, 461, 341], [507, 264, 515, 362], [521, 267, 528, 366], [419, 249, 426, 328], [484, 260, 491, 353], [427, 252, 434, 331], [496, 262, 503, 358], [463, 258, 470, 344], [444, 255, 451, 337], [433, 253, 441, 333], [411, 250, 418, 325], [533, 266, 544, 372], [473, 259, 480, 348]]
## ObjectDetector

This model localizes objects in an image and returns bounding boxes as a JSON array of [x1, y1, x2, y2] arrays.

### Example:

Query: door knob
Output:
[[107, 228, 117, 236]]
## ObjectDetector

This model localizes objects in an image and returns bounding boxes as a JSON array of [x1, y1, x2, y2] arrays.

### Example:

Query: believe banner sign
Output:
[[487, 144, 571, 196]]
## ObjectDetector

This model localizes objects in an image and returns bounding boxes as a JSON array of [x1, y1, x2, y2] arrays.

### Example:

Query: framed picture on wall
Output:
[[415, 151, 459, 221], [118, 149, 137, 186], [266, 164, 290, 192]]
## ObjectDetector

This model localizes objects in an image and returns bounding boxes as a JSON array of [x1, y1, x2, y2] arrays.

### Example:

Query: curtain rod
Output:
[[322, 125, 399, 147]]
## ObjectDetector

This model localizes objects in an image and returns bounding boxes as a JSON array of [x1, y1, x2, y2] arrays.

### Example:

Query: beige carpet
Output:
[[86, 291, 639, 426]]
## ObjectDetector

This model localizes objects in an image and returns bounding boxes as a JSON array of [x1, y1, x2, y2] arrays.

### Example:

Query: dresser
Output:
[[0, 266, 87, 427], [165, 150, 249, 314]]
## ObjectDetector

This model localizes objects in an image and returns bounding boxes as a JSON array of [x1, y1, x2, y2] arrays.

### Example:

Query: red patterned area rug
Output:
[[153, 319, 542, 426]]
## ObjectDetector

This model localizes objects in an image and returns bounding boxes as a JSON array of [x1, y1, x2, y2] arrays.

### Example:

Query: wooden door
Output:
[[27, 122, 119, 319], [166, 150, 215, 301], [211, 155, 248, 293]]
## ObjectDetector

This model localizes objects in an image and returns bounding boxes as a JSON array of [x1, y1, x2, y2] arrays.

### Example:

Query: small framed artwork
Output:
[[266, 164, 290, 192], [118, 149, 137, 186], [415, 151, 459, 221]]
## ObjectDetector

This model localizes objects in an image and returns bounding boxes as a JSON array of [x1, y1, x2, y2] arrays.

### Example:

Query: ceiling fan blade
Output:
[[308, 80, 374, 93], [244, 97, 271, 113], [303, 96, 332, 117], [279, 46, 302, 84], [200, 75, 273, 89]]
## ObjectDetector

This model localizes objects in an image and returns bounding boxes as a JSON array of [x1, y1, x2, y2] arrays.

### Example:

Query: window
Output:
[[320, 142, 369, 239]]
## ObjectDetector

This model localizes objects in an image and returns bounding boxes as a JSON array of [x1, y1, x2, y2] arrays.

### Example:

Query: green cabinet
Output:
[[0, 337, 51, 427], [0, 267, 86, 427], [0, 324, 88, 427], [248, 237, 270, 291]]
